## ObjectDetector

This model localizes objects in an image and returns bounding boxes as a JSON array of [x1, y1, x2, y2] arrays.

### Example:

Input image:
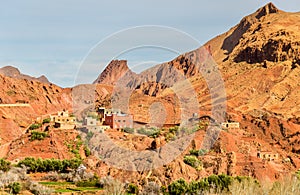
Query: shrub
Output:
[[30, 131, 48, 141], [29, 123, 42, 130], [26, 181, 53, 195], [189, 149, 208, 156], [100, 176, 125, 195], [42, 118, 51, 124], [140, 182, 160, 195], [0, 158, 11, 172], [183, 155, 202, 170], [127, 183, 138, 194], [137, 128, 160, 137], [188, 180, 209, 194], [86, 131, 94, 142], [168, 178, 189, 195], [8, 182, 21, 194], [84, 145, 91, 157], [123, 127, 134, 134]]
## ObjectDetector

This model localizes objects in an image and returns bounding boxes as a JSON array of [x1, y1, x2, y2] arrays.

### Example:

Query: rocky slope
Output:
[[1, 2, 300, 187], [90, 2, 300, 183], [0, 66, 50, 84]]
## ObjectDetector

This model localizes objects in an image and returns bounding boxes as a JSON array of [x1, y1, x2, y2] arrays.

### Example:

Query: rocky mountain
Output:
[[89, 2, 300, 182], [0, 66, 50, 84], [1, 2, 300, 186], [93, 60, 136, 85]]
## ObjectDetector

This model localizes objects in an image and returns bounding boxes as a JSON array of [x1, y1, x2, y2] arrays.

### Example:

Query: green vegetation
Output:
[[84, 145, 91, 157], [17, 157, 82, 173], [65, 135, 84, 158], [75, 179, 102, 188], [39, 181, 74, 186], [166, 175, 258, 194], [189, 149, 208, 156], [123, 127, 134, 134], [39, 181, 102, 193], [8, 182, 21, 194], [168, 178, 189, 195], [30, 131, 48, 141], [127, 183, 138, 194], [42, 118, 51, 124], [0, 158, 11, 172], [86, 131, 94, 142], [183, 155, 202, 170], [29, 123, 42, 130], [137, 127, 161, 138]]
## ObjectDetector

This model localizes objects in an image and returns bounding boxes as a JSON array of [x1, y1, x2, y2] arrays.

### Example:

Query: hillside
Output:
[[0, 2, 300, 189], [91, 2, 300, 182]]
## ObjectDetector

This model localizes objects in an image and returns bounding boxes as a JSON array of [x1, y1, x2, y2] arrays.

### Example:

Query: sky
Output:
[[0, 0, 299, 87]]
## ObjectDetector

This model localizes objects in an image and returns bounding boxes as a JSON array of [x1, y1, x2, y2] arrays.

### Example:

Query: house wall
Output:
[[105, 114, 133, 129], [83, 117, 97, 126], [257, 152, 279, 161], [221, 122, 240, 129]]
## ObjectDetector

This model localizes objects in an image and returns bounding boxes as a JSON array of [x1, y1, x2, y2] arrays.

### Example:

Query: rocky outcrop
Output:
[[0, 66, 50, 84], [93, 60, 135, 85]]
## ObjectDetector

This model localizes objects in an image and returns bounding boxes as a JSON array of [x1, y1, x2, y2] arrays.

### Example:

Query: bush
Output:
[[189, 149, 208, 156], [137, 128, 160, 137], [0, 158, 11, 172], [8, 182, 21, 194], [29, 123, 42, 130], [26, 181, 53, 195], [84, 145, 91, 157], [123, 127, 134, 134], [42, 118, 51, 124], [127, 183, 138, 194], [183, 155, 202, 170], [100, 176, 125, 195], [30, 131, 48, 141], [168, 178, 189, 195], [140, 182, 160, 195]]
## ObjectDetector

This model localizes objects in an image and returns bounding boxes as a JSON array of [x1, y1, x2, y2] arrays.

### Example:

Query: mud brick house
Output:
[[104, 113, 133, 129], [83, 116, 98, 126], [221, 122, 240, 130], [50, 110, 76, 129], [257, 151, 279, 161], [82, 116, 110, 133]]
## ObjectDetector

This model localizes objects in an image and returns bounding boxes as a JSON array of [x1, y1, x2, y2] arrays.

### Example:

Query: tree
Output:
[[0, 158, 11, 172], [8, 182, 21, 194], [168, 178, 189, 195]]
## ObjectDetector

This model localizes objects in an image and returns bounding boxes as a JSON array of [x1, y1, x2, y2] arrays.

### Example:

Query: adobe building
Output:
[[221, 122, 240, 130], [83, 116, 98, 126], [82, 116, 110, 133], [257, 151, 279, 161], [50, 110, 76, 129], [105, 113, 133, 130]]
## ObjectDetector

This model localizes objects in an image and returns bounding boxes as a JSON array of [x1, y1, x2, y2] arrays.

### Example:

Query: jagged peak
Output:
[[255, 2, 280, 19], [93, 59, 133, 85]]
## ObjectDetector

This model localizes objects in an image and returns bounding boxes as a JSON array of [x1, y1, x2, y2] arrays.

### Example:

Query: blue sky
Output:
[[0, 1, 299, 87]]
